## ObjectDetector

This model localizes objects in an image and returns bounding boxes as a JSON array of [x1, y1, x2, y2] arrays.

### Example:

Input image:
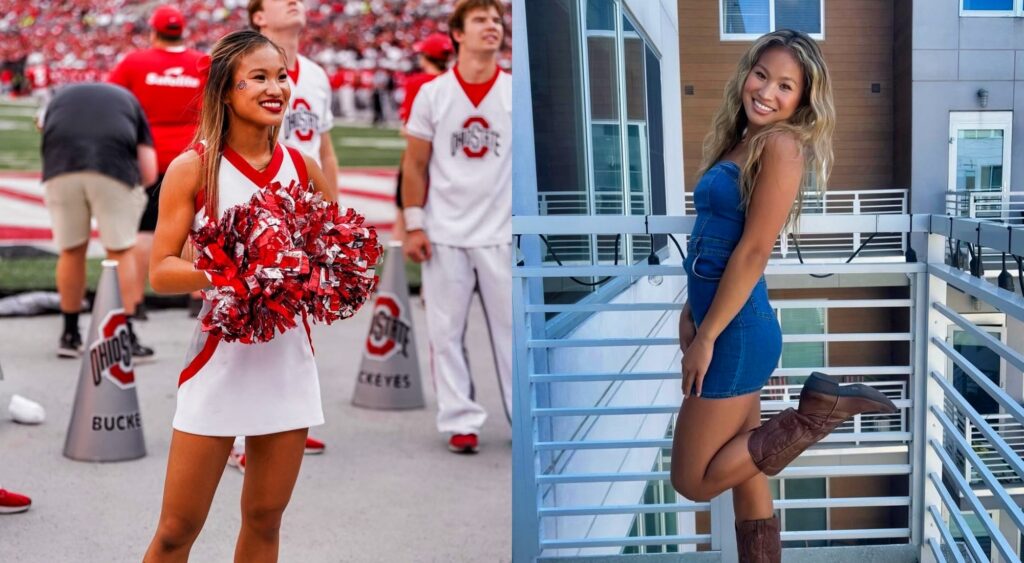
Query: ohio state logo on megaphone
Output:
[[364, 293, 411, 361], [89, 310, 135, 389]]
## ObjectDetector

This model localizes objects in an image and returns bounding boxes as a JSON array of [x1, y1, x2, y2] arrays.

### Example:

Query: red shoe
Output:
[[304, 436, 325, 455], [448, 433, 479, 454], [0, 488, 31, 514], [227, 448, 246, 475]]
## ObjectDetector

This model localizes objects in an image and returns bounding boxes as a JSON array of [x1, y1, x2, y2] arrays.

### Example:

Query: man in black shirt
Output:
[[41, 82, 158, 359]]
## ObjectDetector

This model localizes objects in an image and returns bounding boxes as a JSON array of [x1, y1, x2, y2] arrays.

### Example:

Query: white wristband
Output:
[[403, 206, 425, 231]]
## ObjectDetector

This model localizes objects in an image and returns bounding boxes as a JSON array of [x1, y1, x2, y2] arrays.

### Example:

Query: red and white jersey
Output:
[[174, 144, 324, 437], [26, 64, 49, 90], [280, 54, 333, 167], [107, 46, 206, 173], [405, 66, 511, 247]]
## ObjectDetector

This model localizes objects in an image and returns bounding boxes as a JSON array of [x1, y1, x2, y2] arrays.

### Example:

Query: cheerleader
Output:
[[143, 30, 333, 562]]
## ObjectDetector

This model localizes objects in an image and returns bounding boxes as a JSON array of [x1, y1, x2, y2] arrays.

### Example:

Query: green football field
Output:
[[0, 100, 403, 170], [0, 100, 413, 296]]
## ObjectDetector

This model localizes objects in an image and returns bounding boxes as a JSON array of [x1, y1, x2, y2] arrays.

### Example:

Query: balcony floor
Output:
[[538, 544, 919, 562]]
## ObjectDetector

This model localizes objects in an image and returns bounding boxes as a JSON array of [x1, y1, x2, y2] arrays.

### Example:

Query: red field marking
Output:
[[339, 187, 394, 202], [0, 185, 45, 206]]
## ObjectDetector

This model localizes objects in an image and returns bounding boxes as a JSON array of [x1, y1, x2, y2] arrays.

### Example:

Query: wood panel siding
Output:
[[678, 0, 896, 192]]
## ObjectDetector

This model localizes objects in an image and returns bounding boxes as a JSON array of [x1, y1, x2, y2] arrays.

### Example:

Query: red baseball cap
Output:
[[414, 33, 453, 59], [150, 5, 185, 38]]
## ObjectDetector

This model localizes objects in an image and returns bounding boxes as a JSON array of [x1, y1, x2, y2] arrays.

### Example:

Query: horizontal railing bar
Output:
[[535, 496, 911, 519], [525, 302, 683, 313], [513, 213, 928, 236], [777, 528, 910, 541], [530, 371, 680, 383], [538, 503, 710, 517], [534, 405, 680, 417], [928, 440, 1019, 562], [928, 505, 965, 563], [530, 366, 912, 383], [929, 263, 1024, 320], [537, 464, 912, 484], [535, 434, 910, 451], [514, 262, 925, 278], [523, 298, 913, 313], [931, 339, 1024, 429], [533, 400, 912, 418], [927, 472, 987, 563], [539, 534, 711, 549], [528, 333, 911, 348], [929, 369, 1024, 481], [933, 301, 1024, 374], [930, 406, 1024, 533]]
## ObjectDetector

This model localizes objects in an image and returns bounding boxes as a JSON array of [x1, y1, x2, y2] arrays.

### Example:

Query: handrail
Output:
[[512, 213, 1024, 561]]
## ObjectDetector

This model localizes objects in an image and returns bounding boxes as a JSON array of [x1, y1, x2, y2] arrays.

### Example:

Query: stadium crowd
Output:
[[0, 0, 511, 122]]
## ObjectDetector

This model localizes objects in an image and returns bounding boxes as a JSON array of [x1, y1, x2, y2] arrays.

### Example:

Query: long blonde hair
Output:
[[698, 29, 835, 226], [193, 30, 285, 217]]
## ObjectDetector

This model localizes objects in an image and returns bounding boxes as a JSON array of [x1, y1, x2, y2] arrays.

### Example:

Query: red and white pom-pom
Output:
[[268, 180, 381, 324], [190, 180, 381, 343]]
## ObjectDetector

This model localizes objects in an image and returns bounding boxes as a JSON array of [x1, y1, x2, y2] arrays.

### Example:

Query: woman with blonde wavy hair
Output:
[[669, 29, 895, 561]]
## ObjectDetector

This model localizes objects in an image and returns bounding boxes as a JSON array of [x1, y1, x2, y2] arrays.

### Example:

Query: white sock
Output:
[[9, 395, 45, 425]]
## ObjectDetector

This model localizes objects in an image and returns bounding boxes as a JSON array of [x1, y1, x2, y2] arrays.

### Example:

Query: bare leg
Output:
[[56, 243, 88, 313], [731, 399, 774, 521], [132, 232, 153, 308], [234, 428, 308, 563], [670, 391, 763, 502], [105, 246, 138, 316], [144, 431, 234, 562]]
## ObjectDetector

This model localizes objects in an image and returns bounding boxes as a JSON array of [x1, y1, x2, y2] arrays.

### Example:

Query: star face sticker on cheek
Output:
[[236, 80, 247, 90]]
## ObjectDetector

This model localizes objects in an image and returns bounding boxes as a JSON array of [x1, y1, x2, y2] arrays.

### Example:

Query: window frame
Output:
[[541, 0, 668, 338], [720, 0, 825, 42], [948, 111, 1013, 193], [960, 0, 1024, 17]]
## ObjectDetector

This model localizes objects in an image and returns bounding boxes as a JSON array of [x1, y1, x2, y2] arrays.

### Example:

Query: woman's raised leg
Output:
[[144, 430, 234, 562]]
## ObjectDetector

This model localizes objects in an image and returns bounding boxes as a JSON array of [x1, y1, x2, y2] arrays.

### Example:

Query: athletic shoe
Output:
[[305, 436, 325, 455], [227, 447, 246, 475], [0, 488, 31, 514], [448, 433, 479, 454], [8, 395, 45, 425], [57, 332, 82, 359], [130, 333, 155, 363]]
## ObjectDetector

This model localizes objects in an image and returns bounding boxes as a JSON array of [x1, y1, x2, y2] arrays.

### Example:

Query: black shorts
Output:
[[138, 174, 164, 232]]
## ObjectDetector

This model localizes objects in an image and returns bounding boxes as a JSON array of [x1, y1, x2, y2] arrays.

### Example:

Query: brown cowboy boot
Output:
[[747, 372, 897, 476], [736, 515, 781, 563]]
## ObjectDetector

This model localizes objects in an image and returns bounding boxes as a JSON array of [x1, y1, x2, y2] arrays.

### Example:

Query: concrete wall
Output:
[[911, 0, 1024, 216]]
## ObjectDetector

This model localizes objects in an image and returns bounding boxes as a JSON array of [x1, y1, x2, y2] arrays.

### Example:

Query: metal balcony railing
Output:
[[512, 213, 1024, 562], [537, 189, 909, 267]]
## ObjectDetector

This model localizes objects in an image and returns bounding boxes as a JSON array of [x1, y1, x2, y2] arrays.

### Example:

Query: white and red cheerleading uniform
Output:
[[173, 144, 323, 437]]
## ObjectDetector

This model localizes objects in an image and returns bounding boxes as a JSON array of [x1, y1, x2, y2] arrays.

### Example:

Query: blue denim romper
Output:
[[682, 161, 782, 398]]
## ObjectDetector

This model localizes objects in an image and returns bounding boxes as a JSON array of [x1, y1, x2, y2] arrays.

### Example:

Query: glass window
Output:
[[963, 0, 1014, 10], [780, 478, 827, 548], [722, 0, 822, 37], [528, 0, 668, 321], [952, 330, 1002, 415], [780, 308, 825, 369], [956, 130, 1005, 190]]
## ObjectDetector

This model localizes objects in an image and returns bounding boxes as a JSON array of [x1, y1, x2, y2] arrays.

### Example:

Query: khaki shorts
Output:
[[43, 172, 147, 251]]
